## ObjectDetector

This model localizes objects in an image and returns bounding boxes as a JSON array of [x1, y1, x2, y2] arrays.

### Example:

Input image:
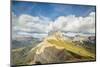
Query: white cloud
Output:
[[12, 13, 51, 39], [17, 14, 50, 33], [12, 12, 95, 39], [50, 12, 95, 33]]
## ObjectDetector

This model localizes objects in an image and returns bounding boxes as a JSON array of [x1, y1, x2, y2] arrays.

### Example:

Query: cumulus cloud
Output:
[[50, 12, 95, 33], [12, 13, 51, 39], [16, 14, 50, 33], [12, 12, 95, 39]]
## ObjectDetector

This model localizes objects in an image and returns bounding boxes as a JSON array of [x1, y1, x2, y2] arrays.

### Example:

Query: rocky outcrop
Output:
[[33, 46, 74, 64]]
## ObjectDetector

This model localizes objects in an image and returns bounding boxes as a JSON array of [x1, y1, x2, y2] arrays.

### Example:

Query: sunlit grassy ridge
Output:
[[46, 32, 95, 58]]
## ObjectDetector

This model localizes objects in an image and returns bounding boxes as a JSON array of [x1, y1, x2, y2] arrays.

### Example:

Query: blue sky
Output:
[[12, 1, 96, 39], [12, 1, 95, 21]]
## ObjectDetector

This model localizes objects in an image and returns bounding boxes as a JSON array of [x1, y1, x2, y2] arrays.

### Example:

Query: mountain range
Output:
[[11, 32, 96, 65]]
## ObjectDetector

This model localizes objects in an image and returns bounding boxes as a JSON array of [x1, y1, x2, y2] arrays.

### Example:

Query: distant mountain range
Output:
[[13, 31, 95, 41], [12, 35, 41, 49]]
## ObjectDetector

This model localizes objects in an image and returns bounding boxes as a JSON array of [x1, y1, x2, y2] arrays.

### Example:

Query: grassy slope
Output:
[[47, 36, 95, 58]]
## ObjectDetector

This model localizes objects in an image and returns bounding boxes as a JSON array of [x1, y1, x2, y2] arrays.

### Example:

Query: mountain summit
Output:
[[27, 31, 95, 64]]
